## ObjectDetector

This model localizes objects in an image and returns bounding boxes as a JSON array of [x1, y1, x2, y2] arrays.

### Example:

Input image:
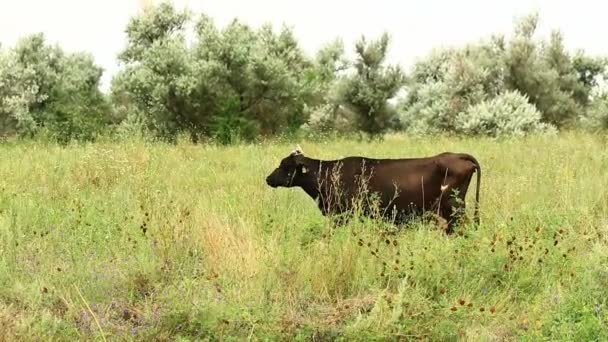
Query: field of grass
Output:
[[0, 132, 607, 341]]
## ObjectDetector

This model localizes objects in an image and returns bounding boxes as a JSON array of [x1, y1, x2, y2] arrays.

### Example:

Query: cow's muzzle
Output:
[[266, 176, 279, 188]]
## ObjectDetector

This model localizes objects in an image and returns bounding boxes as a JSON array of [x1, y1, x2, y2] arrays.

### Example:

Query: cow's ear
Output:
[[294, 155, 309, 174], [292, 144, 304, 155]]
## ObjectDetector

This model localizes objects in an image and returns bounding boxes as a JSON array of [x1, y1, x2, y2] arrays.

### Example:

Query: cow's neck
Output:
[[294, 157, 322, 200]]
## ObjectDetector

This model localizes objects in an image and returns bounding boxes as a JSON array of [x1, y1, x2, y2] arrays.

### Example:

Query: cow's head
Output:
[[266, 145, 310, 188]]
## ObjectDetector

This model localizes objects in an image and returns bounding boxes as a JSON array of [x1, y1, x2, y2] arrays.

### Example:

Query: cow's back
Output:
[[317, 153, 477, 215], [350, 153, 474, 214]]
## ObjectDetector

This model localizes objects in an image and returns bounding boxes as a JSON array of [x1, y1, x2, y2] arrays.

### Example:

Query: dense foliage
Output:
[[400, 13, 607, 136], [0, 34, 110, 142], [0, 5, 606, 143], [112, 4, 324, 143]]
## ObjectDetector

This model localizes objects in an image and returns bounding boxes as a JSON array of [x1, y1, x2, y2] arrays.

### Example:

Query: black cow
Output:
[[265, 146, 481, 233]]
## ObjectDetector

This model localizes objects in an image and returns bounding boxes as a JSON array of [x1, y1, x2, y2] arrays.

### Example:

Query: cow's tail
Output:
[[462, 154, 481, 225]]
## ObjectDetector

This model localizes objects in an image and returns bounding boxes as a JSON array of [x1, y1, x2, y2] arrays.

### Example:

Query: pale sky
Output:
[[1, 0, 607, 92]]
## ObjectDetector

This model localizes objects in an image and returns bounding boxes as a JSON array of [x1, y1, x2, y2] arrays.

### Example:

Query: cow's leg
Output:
[[440, 197, 466, 234]]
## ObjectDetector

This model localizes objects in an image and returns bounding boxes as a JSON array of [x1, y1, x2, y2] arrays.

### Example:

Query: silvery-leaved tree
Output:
[[301, 39, 352, 134], [0, 33, 108, 142], [194, 16, 314, 141], [113, 2, 321, 143], [400, 12, 607, 135], [503, 13, 606, 128], [112, 3, 194, 141], [337, 33, 406, 139]]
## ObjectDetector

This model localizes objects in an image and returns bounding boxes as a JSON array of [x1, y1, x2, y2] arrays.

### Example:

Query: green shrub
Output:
[[455, 90, 555, 137], [401, 82, 453, 135], [579, 91, 608, 130]]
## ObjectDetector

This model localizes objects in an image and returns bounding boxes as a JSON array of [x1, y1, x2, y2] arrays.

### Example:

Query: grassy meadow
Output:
[[0, 132, 607, 341]]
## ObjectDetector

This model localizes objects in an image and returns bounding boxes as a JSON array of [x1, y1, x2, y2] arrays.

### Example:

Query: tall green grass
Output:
[[0, 132, 607, 340]]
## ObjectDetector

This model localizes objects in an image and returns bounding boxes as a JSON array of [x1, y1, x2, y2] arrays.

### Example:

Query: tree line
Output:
[[1, 3, 606, 144]]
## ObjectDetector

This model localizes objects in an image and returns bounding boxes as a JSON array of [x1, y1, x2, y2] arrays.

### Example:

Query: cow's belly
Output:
[[367, 181, 442, 214]]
